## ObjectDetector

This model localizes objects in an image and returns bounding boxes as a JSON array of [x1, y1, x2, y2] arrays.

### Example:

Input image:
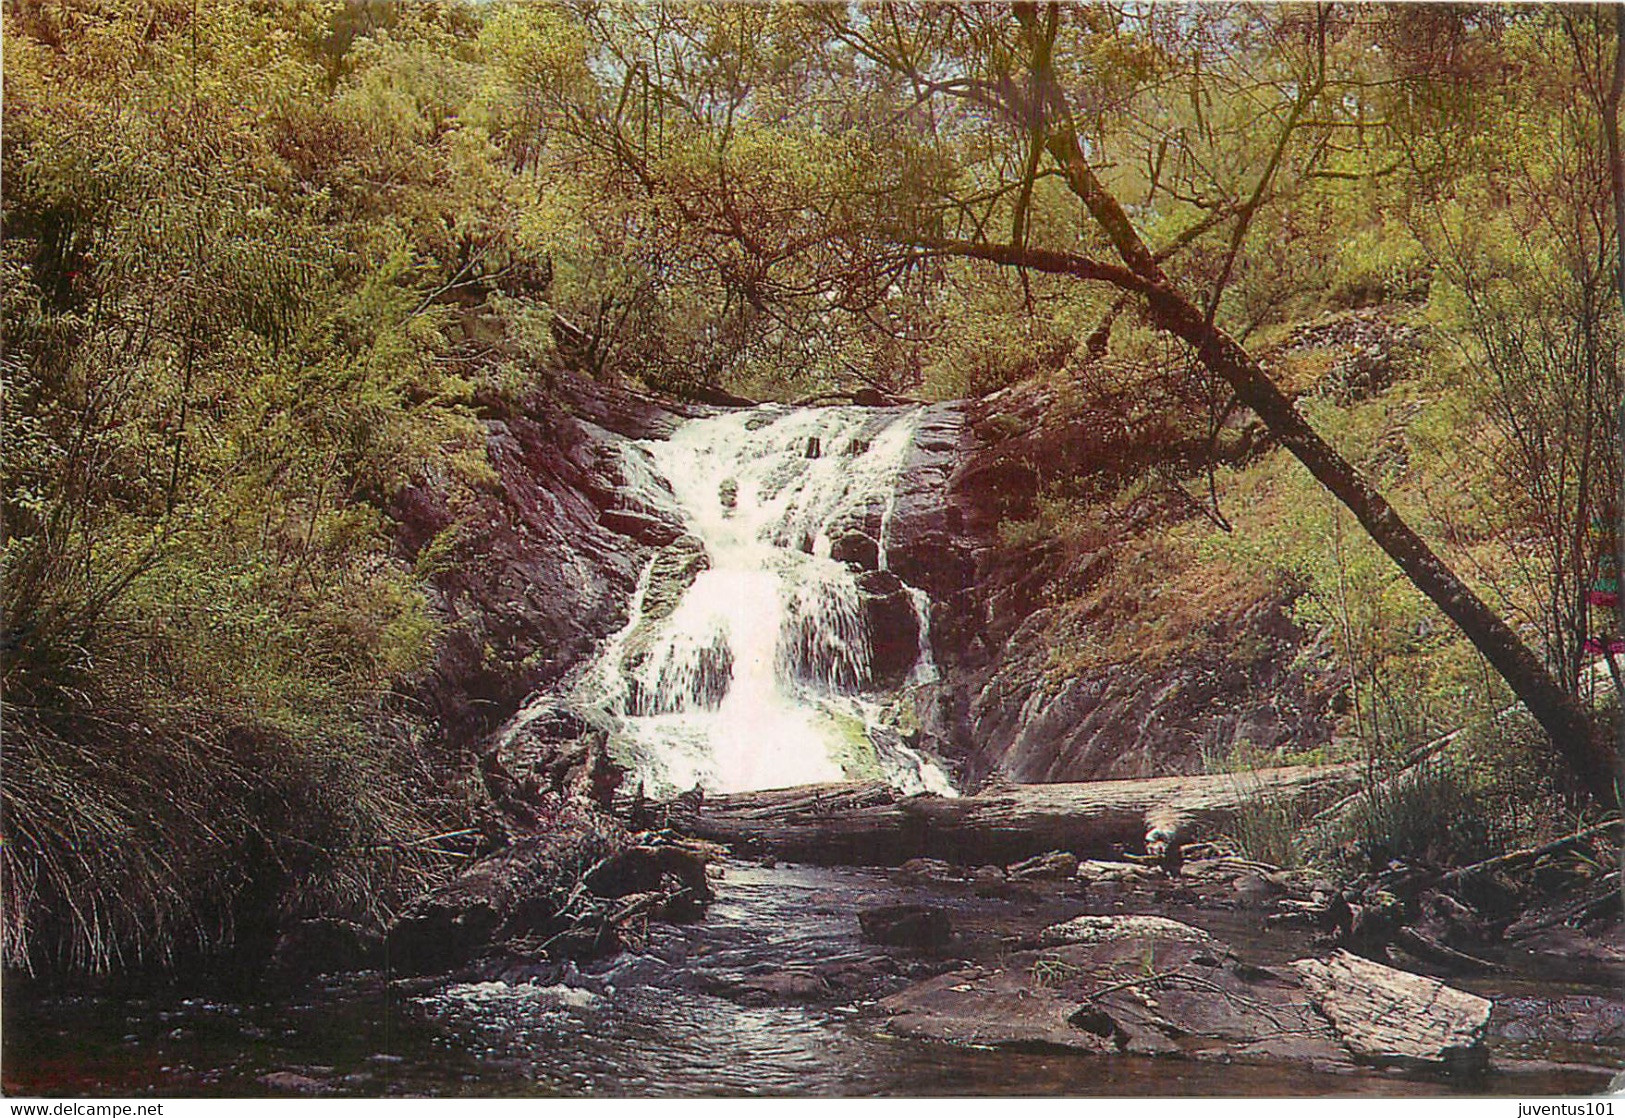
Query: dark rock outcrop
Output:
[[858, 903, 953, 948], [385, 812, 716, 976], [263, 919, 382, 985], [883, 377, 1339, 784], [884, 403, 978, 601], [857, 570, 921, 688], [393, 373, 695, 754], [829, 531, 881, 571], [384, 371, 723, 979]]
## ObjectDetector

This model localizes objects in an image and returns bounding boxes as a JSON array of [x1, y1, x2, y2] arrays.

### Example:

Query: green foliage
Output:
[[1208, 392, 1499, 759], [0, 0, 523, 972]]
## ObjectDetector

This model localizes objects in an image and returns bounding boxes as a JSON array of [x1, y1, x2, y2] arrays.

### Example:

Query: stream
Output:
[[7, 862, 1617, 1097]]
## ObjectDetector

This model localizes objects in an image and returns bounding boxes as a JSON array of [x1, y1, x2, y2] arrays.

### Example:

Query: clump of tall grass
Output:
[[1, 655, 458, 975], [1314, 754, 1493, 872], [1220, 707, 1592, 877]]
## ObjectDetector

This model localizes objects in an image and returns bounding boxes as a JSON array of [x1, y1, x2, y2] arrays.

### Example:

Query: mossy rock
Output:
[[825, 709, 884, 781], [641, 535, 709, 625]]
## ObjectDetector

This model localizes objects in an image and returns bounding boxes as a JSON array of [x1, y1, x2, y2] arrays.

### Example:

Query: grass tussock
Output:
[[1222, 710, 1593, 875], [1, 635, 463, 975]]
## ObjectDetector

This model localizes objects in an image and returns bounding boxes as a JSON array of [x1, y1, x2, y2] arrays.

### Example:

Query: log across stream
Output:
[[678, 763, 1362, 865]]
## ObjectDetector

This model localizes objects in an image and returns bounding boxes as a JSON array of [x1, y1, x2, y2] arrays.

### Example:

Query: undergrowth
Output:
[[1220, 709, 1593, 876]]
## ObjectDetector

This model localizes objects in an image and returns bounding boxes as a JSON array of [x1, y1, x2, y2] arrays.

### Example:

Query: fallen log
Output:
[[683, 763, 1362, 866], [1440, 819, 1622, 886]]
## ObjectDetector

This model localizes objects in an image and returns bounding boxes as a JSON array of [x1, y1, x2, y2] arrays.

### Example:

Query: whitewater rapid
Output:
[[544, 404, 955, 797]]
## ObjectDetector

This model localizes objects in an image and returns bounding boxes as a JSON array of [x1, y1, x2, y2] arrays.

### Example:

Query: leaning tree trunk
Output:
[[1143, 287, 1616, 798], [1024, 122, 1620, 801], [1607, 4, 1625, 314], [997, 0, 1622, 794]]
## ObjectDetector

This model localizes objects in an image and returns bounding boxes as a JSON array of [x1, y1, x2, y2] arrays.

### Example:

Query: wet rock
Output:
[[1493, 994, 1625, 1046], [1290, 949, 1491, 1070], [1502, 925, 1625, 986], [626, 632, 731, 715], [892, 858, 966, 886], [257, 1071, 329, 1094], [1075, 859, 1156, 886], [880, 933, 1346, 1069], [884, 403, 977, 601], [264, 919, 381, 985], [858, 903, 953, 948], [599, 507, 684, 547], [1233, 873, 1289, 908], [894, 376, 1337, 787], [856, 570, 921, 688], [972, 865, 1007, 897], [558, 373, 710, 441], [829, 531, 880, 570], [1039, 914, 1214, 949], [735, 969, 832, 1005], [1008, 851, 1080, 882]]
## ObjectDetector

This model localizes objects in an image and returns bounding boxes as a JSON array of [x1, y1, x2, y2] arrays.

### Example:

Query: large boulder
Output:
[[1291, 949, 1491, 1070], [880, 919, 1493, 1073]]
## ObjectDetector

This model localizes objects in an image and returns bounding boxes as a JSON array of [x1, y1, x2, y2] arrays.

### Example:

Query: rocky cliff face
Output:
[[393, 374, 706, 752], [883, 379, 1341, 785]]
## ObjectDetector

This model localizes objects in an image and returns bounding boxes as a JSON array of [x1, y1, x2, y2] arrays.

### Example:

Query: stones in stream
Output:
[[858, 903, 953, 948], [879, 913, 1494, 1072], [1008, 851, 1081, 882], [1039, 914, 1215, 948]]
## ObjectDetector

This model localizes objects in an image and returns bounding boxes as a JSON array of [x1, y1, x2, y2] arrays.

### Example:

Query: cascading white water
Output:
[[564, 404, 955, 797]]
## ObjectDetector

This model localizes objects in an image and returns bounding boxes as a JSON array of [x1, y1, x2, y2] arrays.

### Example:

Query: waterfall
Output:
[[563, 404, 955, 797]]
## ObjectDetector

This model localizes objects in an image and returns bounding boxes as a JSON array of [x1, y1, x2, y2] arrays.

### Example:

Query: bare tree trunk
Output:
[[991, 72, 1619, 795], [1606, 4, 1625, 314], [1140, 279, 1616, 798]]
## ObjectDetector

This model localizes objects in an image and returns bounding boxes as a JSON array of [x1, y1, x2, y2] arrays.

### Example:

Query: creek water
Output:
[[6, 862, 1615, 1098]]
